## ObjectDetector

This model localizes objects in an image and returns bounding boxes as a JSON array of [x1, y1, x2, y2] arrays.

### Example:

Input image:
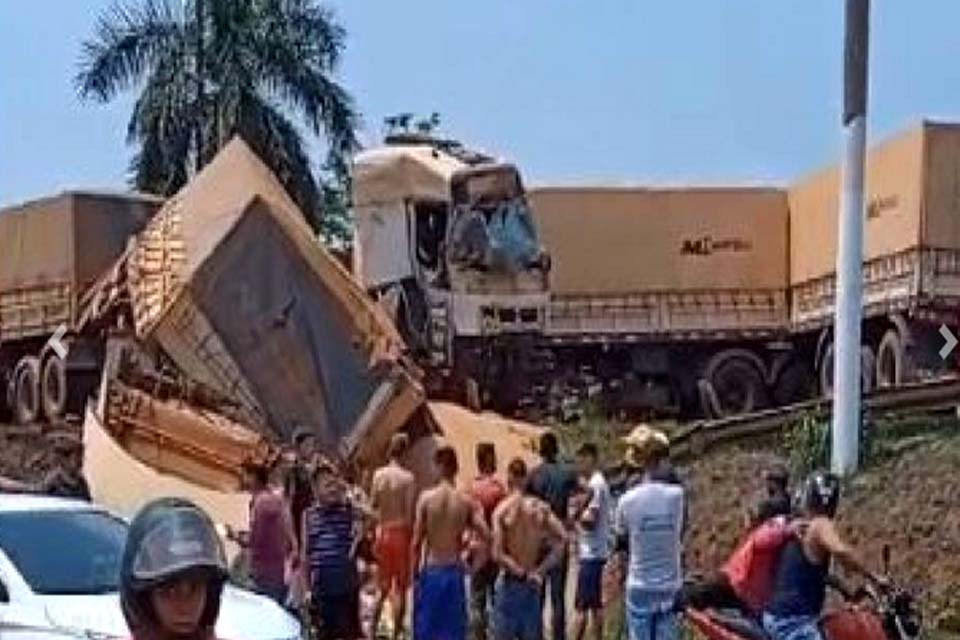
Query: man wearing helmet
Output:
[[121, 497, 230, 640], [762, 471, 887, 640]]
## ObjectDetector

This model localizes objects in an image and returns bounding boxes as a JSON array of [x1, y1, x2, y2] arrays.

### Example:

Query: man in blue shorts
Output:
[[573, 443, 611, 640], [491, 458, 568, 640], [411, 446, 490, 640]]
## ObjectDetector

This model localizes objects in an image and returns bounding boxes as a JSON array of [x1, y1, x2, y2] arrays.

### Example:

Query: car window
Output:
[[0, 510, 127, 595]]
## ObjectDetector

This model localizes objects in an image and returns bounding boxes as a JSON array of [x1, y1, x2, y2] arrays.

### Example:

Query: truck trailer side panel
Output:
[[0, 193, 158, 342], [529, 187, 789, 296], [788, 126, 926, 289], [127, 138, 422, 452], [789, 123, 960, 327]]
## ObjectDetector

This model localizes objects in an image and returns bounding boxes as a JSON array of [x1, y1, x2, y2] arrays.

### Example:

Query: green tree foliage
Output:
[[76, 0, 359, 242]]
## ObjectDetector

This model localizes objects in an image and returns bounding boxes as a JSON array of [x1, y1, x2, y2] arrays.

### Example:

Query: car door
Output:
[[0, 550, 59, 640]]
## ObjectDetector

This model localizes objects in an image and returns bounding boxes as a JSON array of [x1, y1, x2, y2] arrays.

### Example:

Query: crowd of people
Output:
[[118, 422, 887, 640]]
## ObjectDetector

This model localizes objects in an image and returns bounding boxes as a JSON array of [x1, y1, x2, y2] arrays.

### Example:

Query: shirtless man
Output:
[[370, 433, 417, 640], [492, 458, 568, 640], [411, 445, 489, 640]]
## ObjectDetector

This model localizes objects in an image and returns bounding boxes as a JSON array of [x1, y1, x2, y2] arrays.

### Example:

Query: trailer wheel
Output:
[[819, 343, 875, 397], [772, 359, 816, 406], [41, 355, 68, 421], [0, 370, 12, 422], [13, 356, 42, 425], [876, 329, 911, 388], [703, 354, 768, 418]]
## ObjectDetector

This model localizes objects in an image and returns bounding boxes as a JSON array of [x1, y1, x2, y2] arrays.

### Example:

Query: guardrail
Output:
[[671, 376, 960, 459]]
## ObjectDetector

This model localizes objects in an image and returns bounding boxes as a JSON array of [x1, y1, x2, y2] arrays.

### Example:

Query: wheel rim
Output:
[[45, 364, 63, 406], [877, 344, 897, 387], [712, 360, 761, 415], [43, 358, 66, 416], [17, 369, 37, 415]]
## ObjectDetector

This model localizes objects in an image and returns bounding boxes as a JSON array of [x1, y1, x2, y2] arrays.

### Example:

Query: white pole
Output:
[[832, 0, 870, 476]]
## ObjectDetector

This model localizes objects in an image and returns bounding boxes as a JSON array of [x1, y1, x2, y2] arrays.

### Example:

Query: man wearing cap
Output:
[[42, 432, 91, 502], [614, 429, 684, 640]]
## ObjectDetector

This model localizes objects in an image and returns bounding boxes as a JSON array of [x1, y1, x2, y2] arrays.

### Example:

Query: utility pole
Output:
[[832, 0, 870, 476], [194, 0, 205, 172]]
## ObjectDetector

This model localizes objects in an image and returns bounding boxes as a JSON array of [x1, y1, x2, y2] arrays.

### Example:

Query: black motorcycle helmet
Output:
[[120, 498, 229, 640], [802, 471, 841, 518]]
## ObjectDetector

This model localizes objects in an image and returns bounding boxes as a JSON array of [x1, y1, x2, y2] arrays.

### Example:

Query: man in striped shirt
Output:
[[301, 462, 366, 640]]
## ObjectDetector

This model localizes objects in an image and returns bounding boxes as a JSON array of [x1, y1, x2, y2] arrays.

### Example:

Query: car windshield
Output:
[[0, 510, 127, 595]]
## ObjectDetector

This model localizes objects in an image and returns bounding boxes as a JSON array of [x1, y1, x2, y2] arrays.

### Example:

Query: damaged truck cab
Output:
[[352, 135, 550, 409]]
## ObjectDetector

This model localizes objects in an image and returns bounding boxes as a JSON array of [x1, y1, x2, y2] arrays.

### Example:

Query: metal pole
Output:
[[195, 0, 204, 171], [832, 0, 870, 476]]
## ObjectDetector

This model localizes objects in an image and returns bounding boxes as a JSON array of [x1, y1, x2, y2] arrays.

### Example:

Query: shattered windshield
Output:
[[448, 197, 540, 273]]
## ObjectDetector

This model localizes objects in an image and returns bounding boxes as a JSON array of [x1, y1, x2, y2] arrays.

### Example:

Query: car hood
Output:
[[37, 586, 299, 640]]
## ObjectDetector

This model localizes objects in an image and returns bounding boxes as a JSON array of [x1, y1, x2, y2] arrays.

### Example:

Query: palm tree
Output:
[[76, 0, 358, 240]]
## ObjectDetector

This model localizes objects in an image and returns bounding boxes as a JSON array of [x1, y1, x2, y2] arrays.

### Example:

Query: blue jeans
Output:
[[624, 588, 677, 640], [543, 553, 568, 640], [762, 612, 824, 640], [494, 575, 543, 640]]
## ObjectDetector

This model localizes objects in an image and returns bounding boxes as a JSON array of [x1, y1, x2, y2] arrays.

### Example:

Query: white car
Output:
[[0, 494, 301, 640]]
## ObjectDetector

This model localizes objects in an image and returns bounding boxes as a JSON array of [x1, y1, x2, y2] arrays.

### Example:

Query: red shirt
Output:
[[469, 474, 507, 523], [249, 490, 288, 590], [721, 516, 792, 613]]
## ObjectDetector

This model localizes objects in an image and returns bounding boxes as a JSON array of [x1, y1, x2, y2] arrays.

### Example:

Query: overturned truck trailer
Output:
[[103, 138, 422, 472]]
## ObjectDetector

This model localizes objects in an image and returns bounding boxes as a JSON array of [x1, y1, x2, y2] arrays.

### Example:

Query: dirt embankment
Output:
[[682, 431, 960, 632], [0, 427, 60, 483]]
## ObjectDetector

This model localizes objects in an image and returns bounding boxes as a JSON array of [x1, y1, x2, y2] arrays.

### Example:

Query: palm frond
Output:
[[237, 94, 324, 230], [76, 0, 182, 102], [129, 126, 192, 196], [250, 0, 357, 152]]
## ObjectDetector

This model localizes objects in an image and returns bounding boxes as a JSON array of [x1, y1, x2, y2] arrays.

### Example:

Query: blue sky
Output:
[[3, 1, 960, 206]]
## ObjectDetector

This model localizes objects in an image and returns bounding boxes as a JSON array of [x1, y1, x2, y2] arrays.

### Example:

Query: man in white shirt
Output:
[[614, 434, 684, 640], [572, 443, 612, 640]]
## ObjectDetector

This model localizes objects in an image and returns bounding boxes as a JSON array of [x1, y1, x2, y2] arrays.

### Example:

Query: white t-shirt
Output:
[[579, 471, 612, 560], [614, 481, 685, 592]]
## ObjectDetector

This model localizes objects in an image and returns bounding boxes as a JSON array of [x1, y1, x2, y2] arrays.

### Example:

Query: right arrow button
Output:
[[939, 324, 958, 359]]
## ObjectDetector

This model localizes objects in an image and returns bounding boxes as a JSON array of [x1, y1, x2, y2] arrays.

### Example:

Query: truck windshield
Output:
[[448, 197, 540, 273]]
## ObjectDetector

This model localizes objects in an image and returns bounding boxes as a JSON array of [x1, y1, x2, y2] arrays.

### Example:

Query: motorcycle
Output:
[[684, 547, 922, 640]]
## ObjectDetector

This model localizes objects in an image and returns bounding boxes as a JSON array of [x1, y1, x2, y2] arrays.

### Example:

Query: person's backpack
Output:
[[720, 516, 794, 613]]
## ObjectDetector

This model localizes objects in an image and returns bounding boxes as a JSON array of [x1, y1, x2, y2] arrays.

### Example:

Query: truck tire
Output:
[[702, 353, 768, 418], [876, 329, 911, 388], [819, 344, 875, 397], [0, 369, 12, 422], [772, 359, 815, 406], [13, 356, 42, 425], [41, 354, 68, 421]]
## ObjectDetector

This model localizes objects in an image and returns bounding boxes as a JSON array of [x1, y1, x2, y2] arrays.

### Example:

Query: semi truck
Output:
[[5, 121, 959, 432], [351, 134, 551, 410], [528, 186, 794, 418], [0, 191, 161, 424], [347, 123, 960, 419], [0, 140, 423, 475], [526, 121, 960, 417], [787, 121, 960, 398]]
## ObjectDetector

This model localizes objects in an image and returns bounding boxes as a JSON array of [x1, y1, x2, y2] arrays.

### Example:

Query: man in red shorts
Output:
[[468, 443, 507, 640], [371, 433, 417, 640]]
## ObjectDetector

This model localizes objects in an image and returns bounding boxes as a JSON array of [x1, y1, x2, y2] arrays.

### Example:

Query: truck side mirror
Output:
[[0, 579, 9, 603]]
